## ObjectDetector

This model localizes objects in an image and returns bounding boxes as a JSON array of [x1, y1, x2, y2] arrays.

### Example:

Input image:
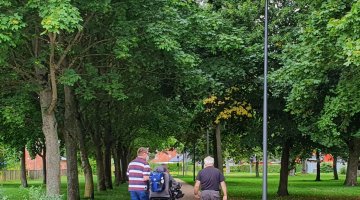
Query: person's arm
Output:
[[143, 175, 149, 181], [194, 180, 201, 199], [143, 163, 151, 181], [220, 181, 227, 200]]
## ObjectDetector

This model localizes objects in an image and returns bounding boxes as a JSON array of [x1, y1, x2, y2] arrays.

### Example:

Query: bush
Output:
[[165, 163, 180, 172], [340, 166, 346, 175], [23, 186, 63, 200], [0, 188, 9, 200], [320, 163, 333, 173], [230, 164, 281, 173], [150, 163, 179, 172]]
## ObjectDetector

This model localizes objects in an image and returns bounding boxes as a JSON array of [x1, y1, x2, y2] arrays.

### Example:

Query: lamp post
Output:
[[206, 127, 209, 156], [262, 0, 269, 199]]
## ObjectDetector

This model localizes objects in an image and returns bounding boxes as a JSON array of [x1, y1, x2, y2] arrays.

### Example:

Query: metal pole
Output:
[[262, 0, 269, 199], [193, 142, 196, 181], [183, 151, 185, 176], [206, 128, 209, 156]]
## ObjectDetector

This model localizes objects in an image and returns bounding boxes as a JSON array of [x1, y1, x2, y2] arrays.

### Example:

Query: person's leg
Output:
[[130, 191, 140, 200], [138, 191, 149, 200]]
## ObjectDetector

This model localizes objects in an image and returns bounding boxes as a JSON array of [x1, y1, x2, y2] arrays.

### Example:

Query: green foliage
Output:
[[0, 187, 9, 200], [150, 163, 181, 173], [230, 164, 282, 174], [320, 162, 333, 173], [35, 0, 82, 34], [0, 145, 19, 170], [271, 0, 360, 147], [0, 12, 25, 45], [181, 173, 360, 200], [340, 166, 347, 175], [24, 186, 63, 200], [1, 0, 358, 198], [59, 69, 81, 86], [0, 177, 133, 200], [0, 96, 31, 127]]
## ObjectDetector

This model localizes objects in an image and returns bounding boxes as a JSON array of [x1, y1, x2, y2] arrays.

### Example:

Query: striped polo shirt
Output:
[[127, 157, 151, 191]]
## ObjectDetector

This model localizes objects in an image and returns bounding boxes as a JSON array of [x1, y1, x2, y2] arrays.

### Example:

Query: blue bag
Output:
[[150, 171, 165, 192]]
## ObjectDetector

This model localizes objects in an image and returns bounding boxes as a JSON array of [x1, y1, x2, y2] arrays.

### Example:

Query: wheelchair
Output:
[[149, 173, 184, 200]]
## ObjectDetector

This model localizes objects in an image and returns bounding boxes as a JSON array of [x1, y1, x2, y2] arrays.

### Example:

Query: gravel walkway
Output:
[[174, 178, 199, 200]]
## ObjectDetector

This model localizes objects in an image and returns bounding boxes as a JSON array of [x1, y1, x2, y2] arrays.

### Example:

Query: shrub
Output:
[[340, 166, 346, 175], [320, 163, 333, 173], [0, 188, 9, 200], [230, 164, 281, 173], [24, 186, 63, 200]]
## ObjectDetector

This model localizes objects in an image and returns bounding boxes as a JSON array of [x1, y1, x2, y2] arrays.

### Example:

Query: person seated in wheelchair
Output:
[[149, 163, 184, 199]]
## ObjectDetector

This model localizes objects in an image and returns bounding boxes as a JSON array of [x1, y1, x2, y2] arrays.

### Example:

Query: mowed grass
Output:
[[1, 173, 360, 199], [177, 173, 360, 200], [0, 176, 129, 200]]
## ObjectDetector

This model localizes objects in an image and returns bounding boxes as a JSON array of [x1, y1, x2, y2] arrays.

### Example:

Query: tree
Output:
[[272, 0, 360, 186], [0, 91, 42, 188], [1, 0, 82, 196], [203, 87, 253, 172]]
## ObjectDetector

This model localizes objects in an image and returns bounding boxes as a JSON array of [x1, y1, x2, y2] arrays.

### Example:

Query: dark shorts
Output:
[[201, 190, 220, 200]]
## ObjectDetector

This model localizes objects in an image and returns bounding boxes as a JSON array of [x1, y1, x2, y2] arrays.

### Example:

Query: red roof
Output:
[[323, 154, 333, 162], [151, 150, 177, 163]]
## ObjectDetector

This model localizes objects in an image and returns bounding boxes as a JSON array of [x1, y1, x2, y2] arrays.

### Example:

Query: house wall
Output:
[[25, 150, 43, 171], [25, 149, 67, 171], [306, 161, 346, 173]]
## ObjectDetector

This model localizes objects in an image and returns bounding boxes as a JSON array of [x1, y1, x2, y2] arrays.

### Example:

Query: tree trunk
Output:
[[104, 142, 113, 189], [315, 150, 321, 181], [113, 146, 121, 187], [333, 156, 339, 180], [255, 155, 259, 178], [20, 147, 28, 188], [64, 85, 80, 200], [64, 86, 94, 199], [277, 141, 290, 196], [39, 89, 60, 196], [120, 146, 129, 183], [215, 124, 223, 173], [42, 148, 47, 185], [301, 158, 307, 174], [79, 142, 94, 199], [79, 130, 94, 199], [103, 124, 113, 189], [344, 138, 360, 186], [94, 140, 106, 190], [64, 132, 80, 200]]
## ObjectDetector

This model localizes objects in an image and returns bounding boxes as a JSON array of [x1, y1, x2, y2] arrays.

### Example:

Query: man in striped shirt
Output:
[[127, 147, 151, 200]]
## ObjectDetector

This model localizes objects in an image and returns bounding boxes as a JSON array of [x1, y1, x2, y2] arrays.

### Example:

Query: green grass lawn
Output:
[[177, 173, 360, 200], [0, 176, 129, 200], [1, 173, 360, 199]]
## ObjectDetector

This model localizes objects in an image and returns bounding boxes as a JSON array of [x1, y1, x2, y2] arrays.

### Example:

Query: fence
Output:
[[0, 170, 21, 181], [28, 170, 43, 180], [0, 169, 67, 181]]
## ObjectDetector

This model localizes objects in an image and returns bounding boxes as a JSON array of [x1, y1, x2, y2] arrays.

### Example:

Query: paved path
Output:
[[174, 178, 198, 200]]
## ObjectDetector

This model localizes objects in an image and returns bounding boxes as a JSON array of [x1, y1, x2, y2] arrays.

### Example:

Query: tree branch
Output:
[[47, 32, 58, 114], [56, 13, 95, 68]]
